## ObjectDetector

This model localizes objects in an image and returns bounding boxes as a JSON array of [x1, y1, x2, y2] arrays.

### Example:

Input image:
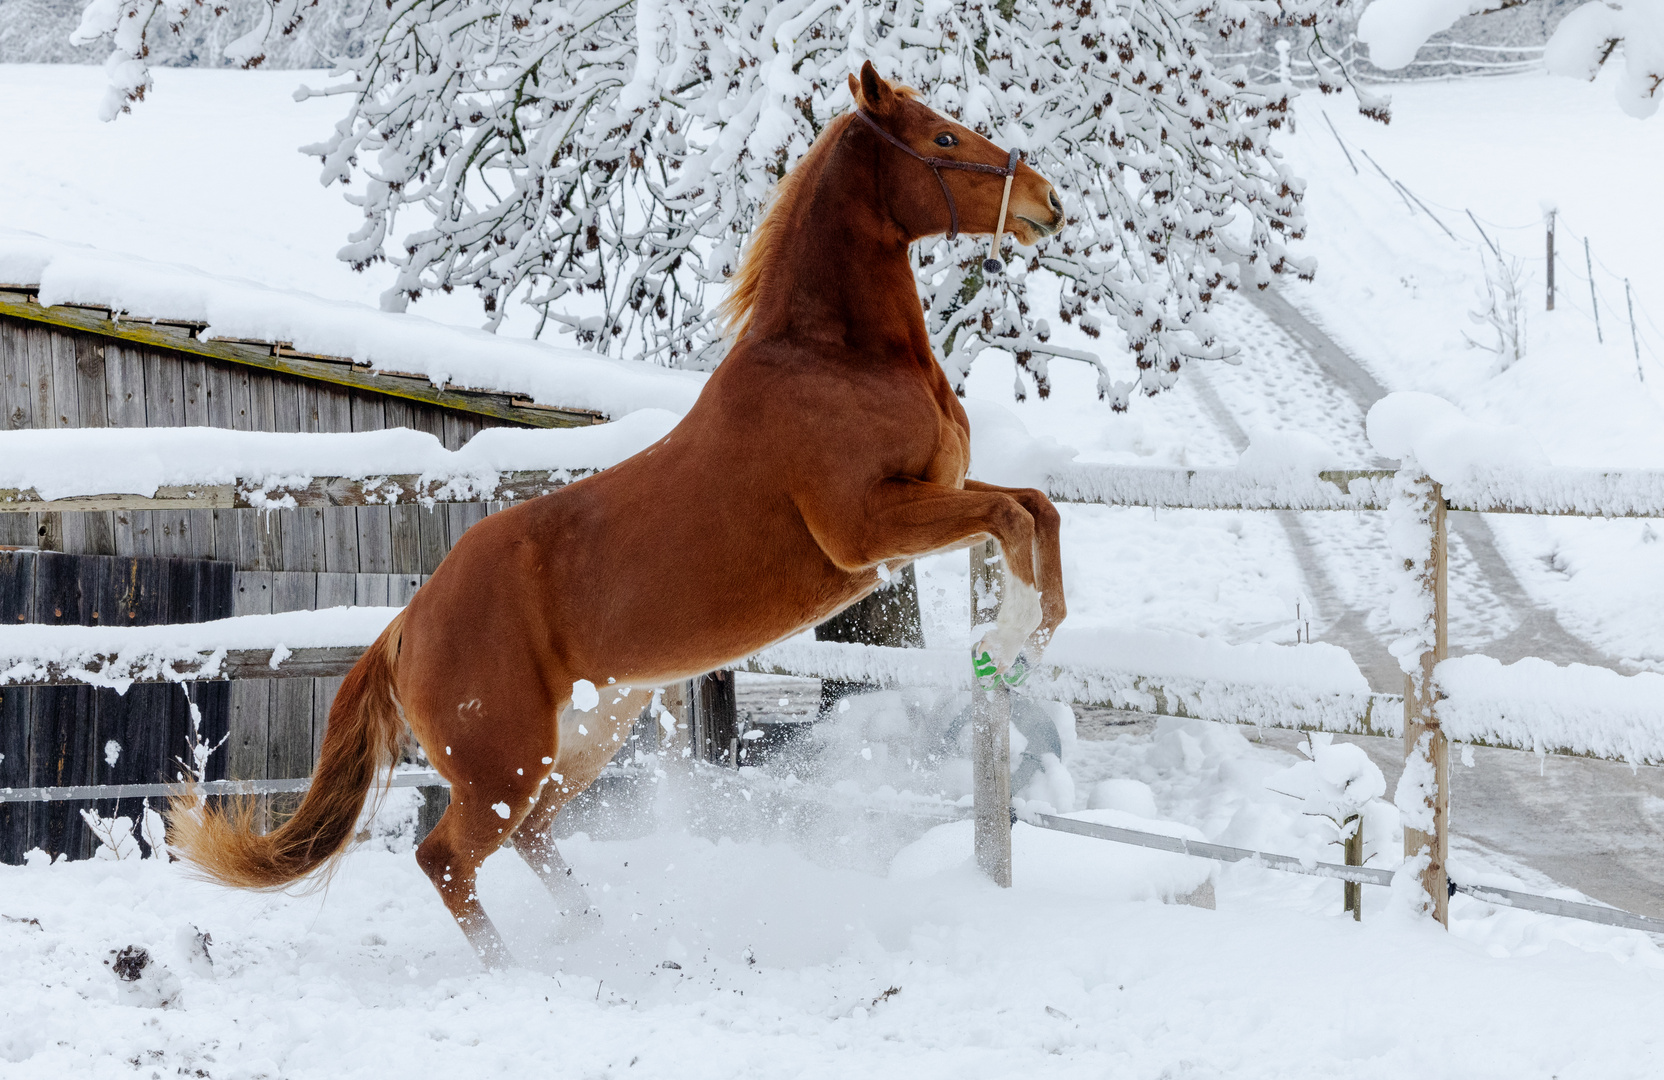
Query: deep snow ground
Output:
[[5, 714, 1664, 1079]]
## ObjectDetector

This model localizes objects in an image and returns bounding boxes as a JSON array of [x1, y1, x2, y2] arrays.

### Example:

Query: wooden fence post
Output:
[[1402, 478, 1450, 924], [970, 540, 1012, 887]]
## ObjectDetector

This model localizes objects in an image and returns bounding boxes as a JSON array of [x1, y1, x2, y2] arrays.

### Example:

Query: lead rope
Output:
[[984, 147, 1020, 275]]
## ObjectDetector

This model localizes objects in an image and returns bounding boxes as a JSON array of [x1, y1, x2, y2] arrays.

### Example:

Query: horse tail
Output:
[[168, 611, 409, 890]]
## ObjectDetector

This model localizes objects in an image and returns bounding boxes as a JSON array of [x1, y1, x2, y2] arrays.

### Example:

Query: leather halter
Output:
[[853, 108, 1022, 270]]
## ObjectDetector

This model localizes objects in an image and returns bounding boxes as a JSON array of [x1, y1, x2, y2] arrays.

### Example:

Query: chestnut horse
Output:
[[170, 63, 1068, 965]]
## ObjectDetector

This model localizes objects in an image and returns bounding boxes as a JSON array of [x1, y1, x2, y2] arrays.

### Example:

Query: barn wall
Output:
[[1, 319, 526, 839], [0, 317, 511, 569]]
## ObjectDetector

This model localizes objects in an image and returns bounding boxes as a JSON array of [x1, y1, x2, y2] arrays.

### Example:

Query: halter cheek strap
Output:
[[854, 109, 1022, 274]]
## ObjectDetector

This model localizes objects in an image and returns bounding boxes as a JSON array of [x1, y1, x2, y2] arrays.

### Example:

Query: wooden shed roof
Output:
[[0, 287, 601, 430]]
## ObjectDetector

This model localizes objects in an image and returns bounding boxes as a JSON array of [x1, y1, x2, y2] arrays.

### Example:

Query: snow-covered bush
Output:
[[1465, 248, 1526, 371], [1266, 731, 1385, 844]]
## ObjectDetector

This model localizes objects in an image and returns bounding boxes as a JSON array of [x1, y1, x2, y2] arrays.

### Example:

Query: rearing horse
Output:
[[169, 63, 1068, 965]]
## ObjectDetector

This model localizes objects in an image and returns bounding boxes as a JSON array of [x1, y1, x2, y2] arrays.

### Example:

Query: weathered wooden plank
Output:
[[442, 411, 481, 452], [350, 394, 393, 574], [103, 343, 148, 427], [268, 673, 316, 786], [59, 510, 118, 556], [354, 573, 390, 607], [270, 570, 316, 614], [73, 337, 109, 427], [248, 366, 278, 433], [206, 359, 236, 430], [0, 684, 31, 861], [112, 510, 156, 558], [446, 502, 489, 551], [388, 504, 422, 573], [316, 571, 356, 608], [27, 323, 54, 431], [321, 506, 360, 573], [0, 301, 600, 428], [0, 320, 29, 429], [417, 504, 450, 575], [35, 551, 94, 624], [0, 549, 38, 625], [228, 569, 274, 790], [28, 683, 96, 859], [47, 329, 81, 429], [233, 507, 281, 572], [232, 569, 273, 617], [281, 506, 325, 573], [142, 349, 185, 427], [389, 574, 422, 606], [0, 512, 33, 547], [227, 677, 272, 784], [227, 365, 254, 430], [94, 555, 145, 626]]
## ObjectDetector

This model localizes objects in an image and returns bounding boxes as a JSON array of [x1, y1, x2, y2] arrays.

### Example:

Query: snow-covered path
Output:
[[1210, 281, 1614, 687]]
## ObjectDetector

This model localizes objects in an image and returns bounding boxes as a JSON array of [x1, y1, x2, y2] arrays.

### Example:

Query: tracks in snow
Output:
[[1194, 280, 1614, 692]]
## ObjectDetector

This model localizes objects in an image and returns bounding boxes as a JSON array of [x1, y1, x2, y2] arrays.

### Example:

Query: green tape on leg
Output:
[[972, 650, 998, 681]]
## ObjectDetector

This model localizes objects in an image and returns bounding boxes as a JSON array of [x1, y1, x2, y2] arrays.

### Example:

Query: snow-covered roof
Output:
[[0, 229, 706, 421]]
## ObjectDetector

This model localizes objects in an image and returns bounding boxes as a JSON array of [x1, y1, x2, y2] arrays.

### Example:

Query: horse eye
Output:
[[934, 133, 957, 148]]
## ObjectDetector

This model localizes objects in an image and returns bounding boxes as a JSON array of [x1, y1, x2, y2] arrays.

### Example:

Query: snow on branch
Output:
[[69, 0, 1374, 406], [1359, 0, 1664, 117]]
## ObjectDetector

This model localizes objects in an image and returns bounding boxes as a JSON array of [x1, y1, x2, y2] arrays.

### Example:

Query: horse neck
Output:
[[748, 147, 933, 360]]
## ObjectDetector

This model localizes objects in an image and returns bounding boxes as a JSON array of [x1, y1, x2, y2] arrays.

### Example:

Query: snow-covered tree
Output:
[[65, 0, 1662, 403], [1359, 0, 1664, 117]]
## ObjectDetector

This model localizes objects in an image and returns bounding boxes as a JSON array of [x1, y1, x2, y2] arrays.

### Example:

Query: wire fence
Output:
[[1314, 109, 1664, 383], [1211, 38, 1546, 90]]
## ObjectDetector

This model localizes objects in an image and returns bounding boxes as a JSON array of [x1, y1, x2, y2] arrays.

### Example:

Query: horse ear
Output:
[[848, 72, 862, 106], [858, 60, 896, 115]]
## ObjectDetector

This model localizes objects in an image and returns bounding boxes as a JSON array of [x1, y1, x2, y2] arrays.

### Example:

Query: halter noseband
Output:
[[854, 109, 1022, 275]]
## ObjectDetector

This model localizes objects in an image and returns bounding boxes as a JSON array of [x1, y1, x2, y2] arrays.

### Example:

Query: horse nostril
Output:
[[1048, 190, 1063, 216]]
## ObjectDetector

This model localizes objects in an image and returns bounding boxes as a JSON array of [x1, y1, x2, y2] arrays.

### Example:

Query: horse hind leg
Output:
[[415, 784, 540, 967], [510, 784, 597, 923], [510, 686, 655, 924]]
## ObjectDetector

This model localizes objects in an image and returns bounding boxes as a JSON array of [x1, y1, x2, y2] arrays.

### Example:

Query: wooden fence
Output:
[[4, 457, 1664, 927]]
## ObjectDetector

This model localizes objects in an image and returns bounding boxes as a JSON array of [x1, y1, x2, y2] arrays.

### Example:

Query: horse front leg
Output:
[[962, 480, 1067, 650], [798, 478, 1056, 672]]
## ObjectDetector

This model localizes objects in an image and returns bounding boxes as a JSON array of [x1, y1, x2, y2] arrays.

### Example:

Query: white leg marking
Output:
[[985, 566, 1043, 672]]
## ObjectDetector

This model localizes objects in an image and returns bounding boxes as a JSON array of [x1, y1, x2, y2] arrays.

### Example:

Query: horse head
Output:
[[846, 60, 1064, 248]]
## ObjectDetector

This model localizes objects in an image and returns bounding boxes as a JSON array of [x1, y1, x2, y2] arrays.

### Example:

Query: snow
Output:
[[1, 228, 703, 420], [7, 709, 1664, 1076], [0, 412, 679, 501], [1437, 654, 1664, 764], [1267, 731, 1387, 826], [0, 607, 399, 691], [1367, 390, 1549, 477], [1356, 0, 1486, 70]]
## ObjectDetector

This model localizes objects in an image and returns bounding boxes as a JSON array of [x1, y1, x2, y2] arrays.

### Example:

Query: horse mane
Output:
[[721, 89, 922, 341]]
